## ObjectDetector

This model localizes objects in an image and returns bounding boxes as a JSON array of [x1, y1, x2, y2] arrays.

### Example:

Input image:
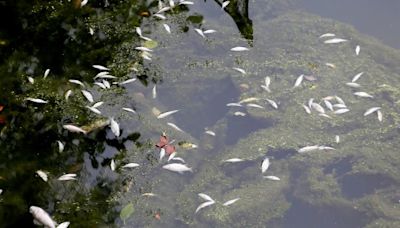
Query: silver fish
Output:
[[119, 78, 137, 85], [57, 222, 70, 228], [319, 113, 332, 119], [324, 100, 334, 111], [122, 107, 136, 114], [109, 118, 120, 137], [44, 69, 50, 79], [94, 82, 106, 89], [167, 122, 184, 132], [232, 67, 246, 74], [29, 206, 56, 228], [377, 110, 383, 122], [198, 193, 214, 202], [81, 90, 94, 103], [234, 111, 246, 116], [247, 103, 264, 109], [122, 163, 140, 168], [179, 1, 194, 5], [163, 23, 171, 34], [318, 146, 335, 150], [354, 92, 373, 98], [152, 85, 157, 99], [157, 109, 179, 119], [263, 176, 280, 181], [335, 135, 340, 144], [298, 145, 319, 153], [135, 46, 153, 52], [92, 65, 110, 71], [324, 38, 347, 44], [333, 103, 347, 109], [110, 159, 116, 171], [293, 74, 304, 88], [352, 72, 364, 82], [157, 6, 171, 14], [223, 198, 240, 206], [195, 201, 215, 213], [203, 29, 216, 34], [162, 163, 193, 174], [205, 130, 216, 136], [302, 104, 311, 114], [168, 152, 176, 161], [222, 1, 230, 9], [159, 148, 166, 161], [363, 107, 380, 116], [65, 90, 72, 101], [311, 103, 325, 114], [230, 46, 249, 51], [266, 99, 278, 109], [319, 33, 335, 38], [346, 82, 361, 88], [194, 29, 205, 38], [226, 103, 242, 107], [223, 158, 244, 163], [57, 141, 64, 153], [335, 96, 346, 105], [25, 98, 48, 104], [261, 157, 270, 173], [28, 76, 34, 84], [58, 173, 77, 181], [92, 101, 104, 108], [153, 13, 166, 20], [36, 170, 48, 182], [62, 124, 87, 134], [86, 106, 101, 115], [325, 63, 336, 68], [355, 45, 360, 55], [334, 109, 350, 114]]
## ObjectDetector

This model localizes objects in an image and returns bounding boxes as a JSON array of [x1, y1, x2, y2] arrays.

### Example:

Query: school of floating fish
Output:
[[16, 0, 391, 225]]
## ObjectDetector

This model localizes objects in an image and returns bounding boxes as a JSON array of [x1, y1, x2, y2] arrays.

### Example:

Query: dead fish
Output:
[[153, 13, 167, 20], [261, 157, 270, 173], [226, 103, 242, 107], [63, 124, 87, 134], [222, 1, 230, 9], [266, 99, 278, 109], [247, 103, 264, 109], [57, 141, 65, 153], [179, 1, 194, 5], [81, 90, 94, 103], [364, 107, 381, 116], [162, 163, 192, 174], [263, 176, 280, 181], [92, 65, 110, 71], [119, 78, 137, 85], [325, 63, 336, 68], [58, 173, 77, 181], [171, 157, 186, 163], [157, 109, 179, 119], [308, 98, 314, 108], [43, 69, 50, 79], [142, 193, 156, 197], [324, 38, 347, 44], [223, 158, 244, 163], [92, 101, 103, 108], [110, 159, 116, 171], [302, 104, 311, 114], [335, 135, 340, 143], [311, 103, 325, 114], [80, 0, 88, 7], [122, 163, 140, 168], [101, 80, 110, 89], [89, 27, 94, 35], [36, 170, 48, 182], [205, 130, 216, 136], [28, 76, 34, 84], [261, 76, 271, 92], [198, 193, 214, 202], [298, 145, 319, 153], [167, 122, 184, 132], [377, 110, 383, 122], [355, 45, 360, 55], [109, 118, 120, 137], [25, 98, 48, 104], [239, 97, 259, 104], [354, 92, 373, 98], [135, 27, 143, 37], [319, 33, 335, 38], [318, 146, 335, 150], [29, 206, 56, 228], [168, 152, 176, 161], [319, 113, 332, 119], [152, 85, 157, 99], [203, 29, 216, 34], [65, 90, 72, 101], [163, 24, 171, 33], [86, 106, 101, 115], [94, 71, 114, 79], [195, 201, 215, 213], [334, 108, 350, 114], [157, 6, 171, 14], [230, 46, 249, 52], [194, 29, 205, 38], [94, 82, 106, 89], [232, 67, 246, 74], [223, 198, 240, 206], [234, 111, 246, 116], [323, 100, 334, 111], [352, 72, 364, 82], [293, 74, 304, 88], [346, 82, 361, 88], [159, 148, 166, 161], [333, 103, 347, 109], [135, 46, 153, 52], [122, 107, 136, 114], [57, 222, 70, 228]]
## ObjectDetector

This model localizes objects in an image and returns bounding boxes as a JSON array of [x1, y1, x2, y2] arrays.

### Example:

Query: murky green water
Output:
[[1, 0, 400, 227]]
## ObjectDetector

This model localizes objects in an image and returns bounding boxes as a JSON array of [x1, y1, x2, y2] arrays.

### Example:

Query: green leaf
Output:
[[120, 203, 134, 221], [143, 40, 158, 49]]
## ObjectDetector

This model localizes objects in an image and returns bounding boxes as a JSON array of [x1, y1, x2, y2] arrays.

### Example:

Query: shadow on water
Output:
[[225, 115, 274, 145], [323, 156, 354, 177], [339, 173, 397, 199]]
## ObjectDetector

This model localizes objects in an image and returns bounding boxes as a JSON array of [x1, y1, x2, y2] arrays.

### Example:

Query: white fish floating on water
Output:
[[324, 38, 348, 44], [261, 76, 271, 92], [232, 67, 246, 74], [65, 90, 72, 101], [325, 63, 336, 68], [352, 72, 364, 82], [171, 157, 185, 163], [179, 1, 194, 5], [94, 71, 113, 79], [163, 24, 171, 34], [264, 176, 280, 181], [102, 80, 111, 88], [230, 46, 249, 52], [247, 103, 264, 109], [377, 110, 383, 122], [89, 27, 94, 35], [80, 0, 88, 7], [319, 33, 335, 38], [29, 206, 56, 228], [261, 157, 270, 173], [324, 100, 334, 111], [62, 124, 87, 134], [226, 102, 242, 107], [92, 65, 110, 71], [153, 13, 167, 20], [168, 152, 176, 161], [194, 29, 205, 38], [92, 101, 104, 108], [334, 109, 350, 114], [364, 107, 381, 116], [110, 159, 116, 171], [43, 69, 50, 79], [308, 98, 315, 108], [57, 140, 65, 153], [36, 170, 48, 182], [319, 113, 332, 119], [222, 1, 230, 9], [223, 158, 244, 163], [333, 103, 347, 109], [152, 85, 157, 99], [234, 111, 246, 116], [298, 145, 320, 153], [335, 135, 340, 143], [122, 163, 140, 168], [203, 29, 217, 34], [28, 76, 34, 84], [81, 90, 94, 103], [311, 103, 325, 114], [122, 107, 136, 114], [109, 118, 120, 137], [86, 106, 101, 115], [157, 6, 171, 14], [355, 45, 360, 55], [205, 130, 216, 136], [195, 201, 215, 213], [94, 82, 106, 89], [162, 163, 193, 174], [198, 193, 214, 202], [167, 122, 184, 132], [68, 79, 85, 87], [157, 109, 179, 119], [239, 97, 259, 104], [58, 173, 77, 181], [25, 98, 48, 104], [266, 99, 278, 109], [293, 74, 304, 88], [354, 92, 373, 98], [346, 82, 361, 88], [223, 198, 240, 206], [135, 46, 153, 52], [302, 104, 311, 114], [159, 148, 166, 161], [57, 222, 70, 228], [119, 78, 137, 85], [318, 146, 335, 150]]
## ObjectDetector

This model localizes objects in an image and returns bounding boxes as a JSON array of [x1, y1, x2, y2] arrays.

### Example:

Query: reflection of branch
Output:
[[215, 0, 253, 41]]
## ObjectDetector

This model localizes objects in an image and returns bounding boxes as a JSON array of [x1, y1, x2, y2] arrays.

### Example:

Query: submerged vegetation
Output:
[[0, 0, 399, 227]]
